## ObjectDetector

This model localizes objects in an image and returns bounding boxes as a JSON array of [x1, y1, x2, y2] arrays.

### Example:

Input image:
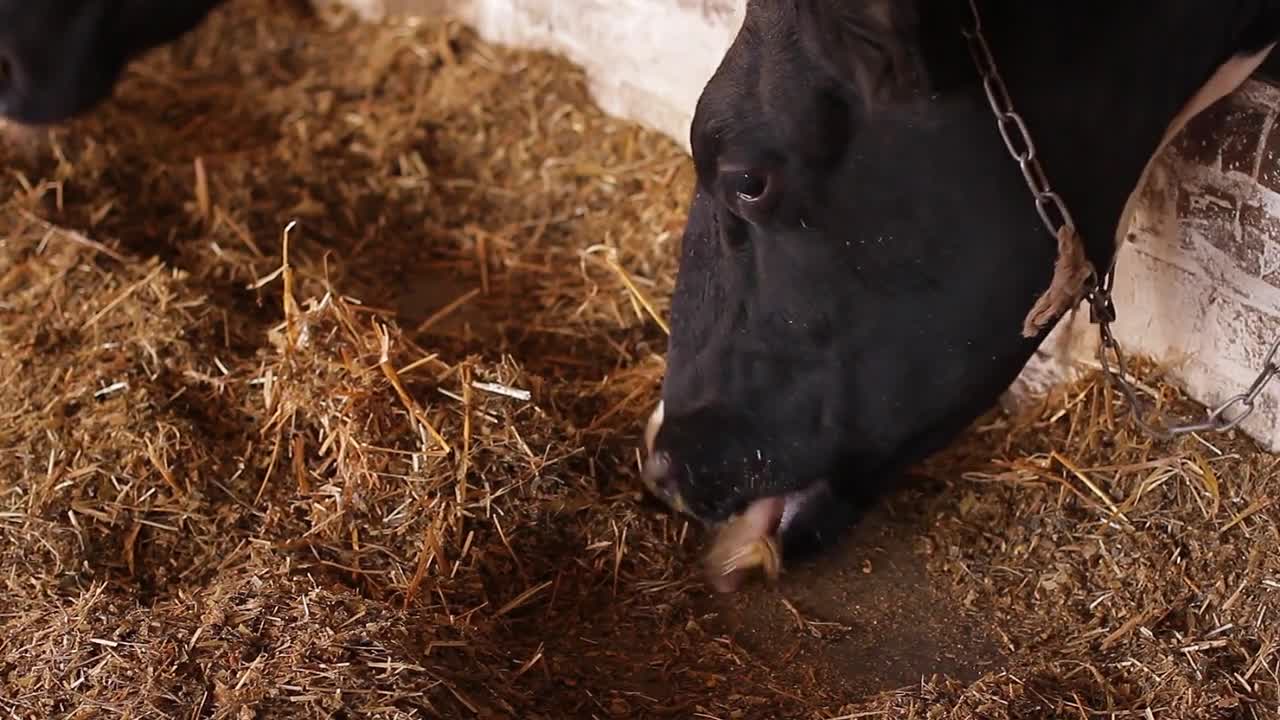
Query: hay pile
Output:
[[0, 2, 1276, 718]]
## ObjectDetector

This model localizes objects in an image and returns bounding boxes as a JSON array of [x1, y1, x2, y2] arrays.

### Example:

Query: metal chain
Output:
[[962, 0, 1280, 440], [960, 1, 1075, 239]]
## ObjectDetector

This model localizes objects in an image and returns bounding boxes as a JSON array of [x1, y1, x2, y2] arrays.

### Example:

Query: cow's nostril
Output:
[[642, 452, 671, 492], [641, 450, 691, 515]]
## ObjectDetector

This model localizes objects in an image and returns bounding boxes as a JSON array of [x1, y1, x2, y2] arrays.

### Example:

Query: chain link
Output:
[[961, 5, 1076, 239], [963, 0, 1280, 440]]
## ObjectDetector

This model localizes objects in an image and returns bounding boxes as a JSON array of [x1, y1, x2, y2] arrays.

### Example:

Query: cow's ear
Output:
[[796, 0, 926, 110]]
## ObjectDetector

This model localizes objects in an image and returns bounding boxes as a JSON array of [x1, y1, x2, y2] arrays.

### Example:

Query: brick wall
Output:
[[335, 0, 1280, 452]]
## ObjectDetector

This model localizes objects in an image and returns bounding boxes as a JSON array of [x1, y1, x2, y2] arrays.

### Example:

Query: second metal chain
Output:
[[963, 0, 1280, 441]]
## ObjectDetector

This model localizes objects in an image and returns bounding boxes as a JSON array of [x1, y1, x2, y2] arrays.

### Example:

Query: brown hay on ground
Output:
[[0, 2, 1276, 718]]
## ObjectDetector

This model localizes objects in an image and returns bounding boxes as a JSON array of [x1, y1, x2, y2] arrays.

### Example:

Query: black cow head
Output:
[[0, 0, 229, 125], [641, 0, 1278, 591]]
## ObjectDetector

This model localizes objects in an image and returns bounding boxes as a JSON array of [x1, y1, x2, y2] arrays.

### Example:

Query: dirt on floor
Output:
[[1, 2, 1278, 719]]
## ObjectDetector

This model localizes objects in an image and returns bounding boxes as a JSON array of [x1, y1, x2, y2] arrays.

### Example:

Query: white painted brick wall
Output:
[[335, 0, 1280, 452]]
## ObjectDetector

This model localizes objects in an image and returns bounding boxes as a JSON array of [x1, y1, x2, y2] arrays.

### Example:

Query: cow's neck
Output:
[[1114, 46, 1275, 258], [936, 2, 1277, 275]]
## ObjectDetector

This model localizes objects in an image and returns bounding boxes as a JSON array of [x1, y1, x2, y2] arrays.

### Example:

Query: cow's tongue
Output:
[[702, 482, 830, 593], [704, 496, 786, 593]]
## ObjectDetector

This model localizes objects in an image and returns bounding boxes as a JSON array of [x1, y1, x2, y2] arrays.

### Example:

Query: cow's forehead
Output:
[[691, 3, 816, 157]]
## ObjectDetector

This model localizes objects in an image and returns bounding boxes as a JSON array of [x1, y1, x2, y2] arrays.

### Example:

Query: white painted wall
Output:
[[335, 0, 1280, 452]]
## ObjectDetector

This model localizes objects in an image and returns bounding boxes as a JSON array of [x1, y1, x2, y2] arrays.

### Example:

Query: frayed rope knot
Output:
[[1021, 224, 1096, 338]]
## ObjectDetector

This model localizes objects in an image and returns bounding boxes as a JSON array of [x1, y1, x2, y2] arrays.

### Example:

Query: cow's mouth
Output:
[[642, 400, 828, 592], [702, 481, 827, 593]]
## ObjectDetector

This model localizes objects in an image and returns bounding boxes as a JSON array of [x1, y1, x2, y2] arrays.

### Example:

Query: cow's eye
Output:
[[719, 165, 780, 226], [0, 55, 11, 90], [733, 171, 768, 202]]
